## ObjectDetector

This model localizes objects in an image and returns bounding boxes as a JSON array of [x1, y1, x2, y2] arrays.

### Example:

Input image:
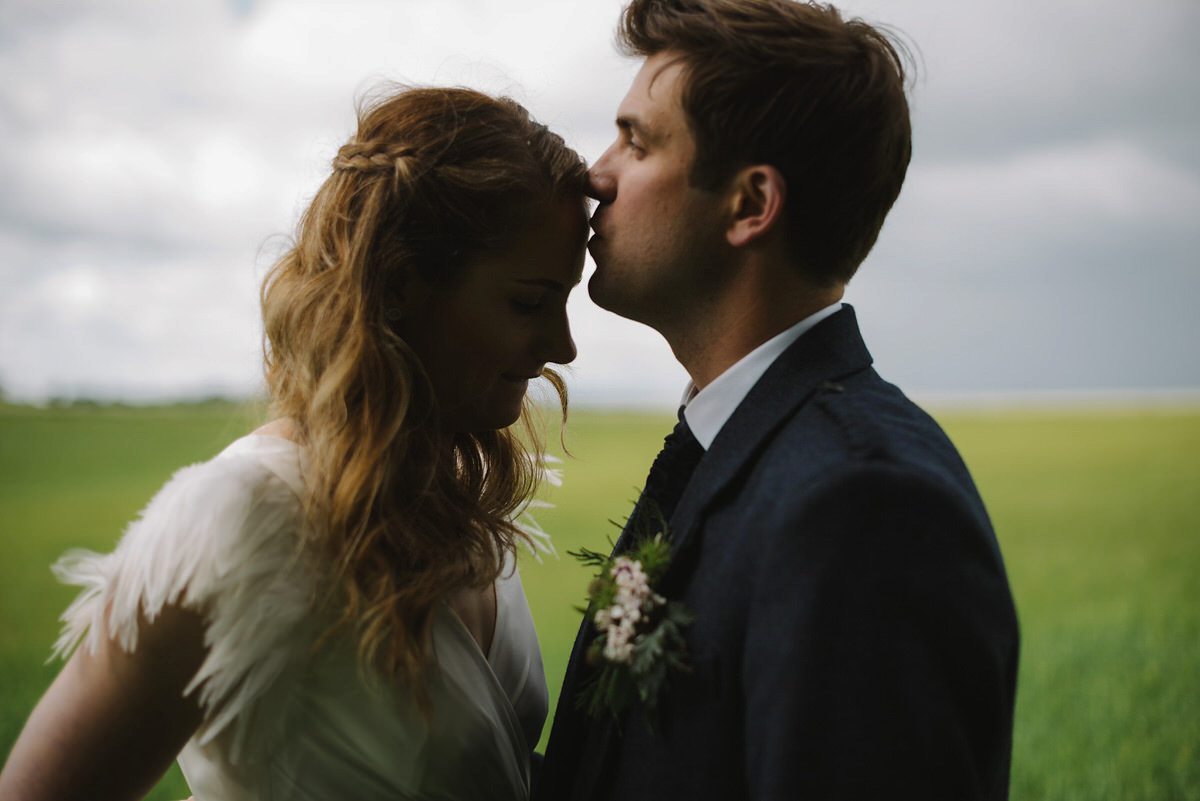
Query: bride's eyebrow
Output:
[[515, 276, 582, 291]]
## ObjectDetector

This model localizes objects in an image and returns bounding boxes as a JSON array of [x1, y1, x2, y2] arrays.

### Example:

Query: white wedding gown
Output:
[[52, 433, 548, 801]]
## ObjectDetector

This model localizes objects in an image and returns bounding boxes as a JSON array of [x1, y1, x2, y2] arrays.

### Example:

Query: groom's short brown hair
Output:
[[618, 0, 913, 285]]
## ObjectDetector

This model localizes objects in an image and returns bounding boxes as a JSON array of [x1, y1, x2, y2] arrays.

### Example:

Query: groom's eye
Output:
[[617, 122, 644, 154]]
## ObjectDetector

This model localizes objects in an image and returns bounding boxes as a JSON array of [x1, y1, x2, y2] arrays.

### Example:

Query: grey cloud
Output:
[[0, 0, 1196, 405]]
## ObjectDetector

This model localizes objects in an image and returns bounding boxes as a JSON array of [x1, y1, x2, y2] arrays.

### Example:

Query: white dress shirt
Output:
[[682, 302, 843, 450]]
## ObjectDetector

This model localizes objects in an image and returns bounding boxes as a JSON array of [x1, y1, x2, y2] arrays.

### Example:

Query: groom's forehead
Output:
[[618, 57, 690, 135]]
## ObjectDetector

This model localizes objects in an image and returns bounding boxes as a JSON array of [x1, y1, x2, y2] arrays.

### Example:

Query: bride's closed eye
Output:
[[510, 295, 545, 314]]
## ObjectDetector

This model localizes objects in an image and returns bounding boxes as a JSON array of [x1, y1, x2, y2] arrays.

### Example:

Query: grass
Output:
[[0, 401, 263, 798], [938, 411, 1200, 799], [1, 402, 1198, 799]]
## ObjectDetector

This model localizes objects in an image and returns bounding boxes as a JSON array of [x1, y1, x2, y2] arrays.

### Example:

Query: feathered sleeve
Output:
[[512, 454, 562, 561], [51, 449, 315, 756]]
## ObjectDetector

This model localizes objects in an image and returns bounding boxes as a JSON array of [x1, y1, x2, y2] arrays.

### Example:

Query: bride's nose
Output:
[[537, 307, 576, 366]]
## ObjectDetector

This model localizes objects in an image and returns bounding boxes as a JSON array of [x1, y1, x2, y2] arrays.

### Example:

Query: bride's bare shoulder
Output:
[[251, 418, 298, 442]]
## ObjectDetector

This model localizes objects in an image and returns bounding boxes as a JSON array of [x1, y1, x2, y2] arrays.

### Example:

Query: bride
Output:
[[0, 86, 588, 800]]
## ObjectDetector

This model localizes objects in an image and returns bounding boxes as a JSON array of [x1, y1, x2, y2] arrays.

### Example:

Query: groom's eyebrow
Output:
[[616, 115, 652, 143]]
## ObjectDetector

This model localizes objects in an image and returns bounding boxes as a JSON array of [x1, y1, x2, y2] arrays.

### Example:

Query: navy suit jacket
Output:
[[537, 306, 1019, 800]]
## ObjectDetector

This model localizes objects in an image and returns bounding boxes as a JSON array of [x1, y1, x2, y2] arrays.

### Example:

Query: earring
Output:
[[385, 308, 403, 322]]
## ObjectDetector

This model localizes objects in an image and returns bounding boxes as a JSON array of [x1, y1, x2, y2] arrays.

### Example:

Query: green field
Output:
[[2, 402, 1198, 799]]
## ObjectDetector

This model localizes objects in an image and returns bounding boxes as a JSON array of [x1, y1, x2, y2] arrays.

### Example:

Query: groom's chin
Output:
[[586, 270, 629, 318], [587, 277, 663, 334]]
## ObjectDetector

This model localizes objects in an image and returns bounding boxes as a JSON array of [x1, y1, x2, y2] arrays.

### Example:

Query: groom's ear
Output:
[[725, 164, 787, 248]]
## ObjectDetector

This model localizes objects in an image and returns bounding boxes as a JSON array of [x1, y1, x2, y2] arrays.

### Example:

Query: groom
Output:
[[538, 0, 1019, 799]]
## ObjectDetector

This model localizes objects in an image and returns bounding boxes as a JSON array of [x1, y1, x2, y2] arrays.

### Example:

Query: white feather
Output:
[[52, 446, 315, 761]]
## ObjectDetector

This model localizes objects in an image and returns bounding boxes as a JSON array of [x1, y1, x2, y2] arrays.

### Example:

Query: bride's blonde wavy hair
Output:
[[260, 86, 587, 690]]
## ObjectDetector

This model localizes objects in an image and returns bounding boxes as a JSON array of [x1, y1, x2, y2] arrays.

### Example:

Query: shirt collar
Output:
[[681, 302, 842, 450]]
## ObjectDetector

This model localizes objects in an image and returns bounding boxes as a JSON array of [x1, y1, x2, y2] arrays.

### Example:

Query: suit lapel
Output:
[[666, 305, 873, 567]]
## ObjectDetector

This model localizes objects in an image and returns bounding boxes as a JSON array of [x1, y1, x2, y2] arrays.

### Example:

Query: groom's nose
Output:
[[586, 146, 617, 203]]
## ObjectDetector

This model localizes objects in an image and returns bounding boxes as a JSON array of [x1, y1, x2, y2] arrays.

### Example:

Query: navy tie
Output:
[[624, 410, 705, 543]]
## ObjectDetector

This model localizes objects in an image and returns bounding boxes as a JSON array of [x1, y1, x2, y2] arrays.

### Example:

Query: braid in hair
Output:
[[332, 142, 420, 186]]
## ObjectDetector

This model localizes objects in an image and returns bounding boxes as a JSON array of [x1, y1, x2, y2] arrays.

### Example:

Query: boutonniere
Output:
[[570, 527, 694, 722]]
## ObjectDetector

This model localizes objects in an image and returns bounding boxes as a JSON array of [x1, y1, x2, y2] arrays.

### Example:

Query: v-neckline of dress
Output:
[[446, 580, 501, 665]]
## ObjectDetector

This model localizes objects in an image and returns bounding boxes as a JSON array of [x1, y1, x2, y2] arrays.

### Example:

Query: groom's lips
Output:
[[587, 210, 607, 260], [589, 208, 606, 235], [588, 215, 605, 247]]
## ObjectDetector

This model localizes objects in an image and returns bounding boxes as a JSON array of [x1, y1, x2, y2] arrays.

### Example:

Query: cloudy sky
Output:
[[1, 0, 1197, 407]]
